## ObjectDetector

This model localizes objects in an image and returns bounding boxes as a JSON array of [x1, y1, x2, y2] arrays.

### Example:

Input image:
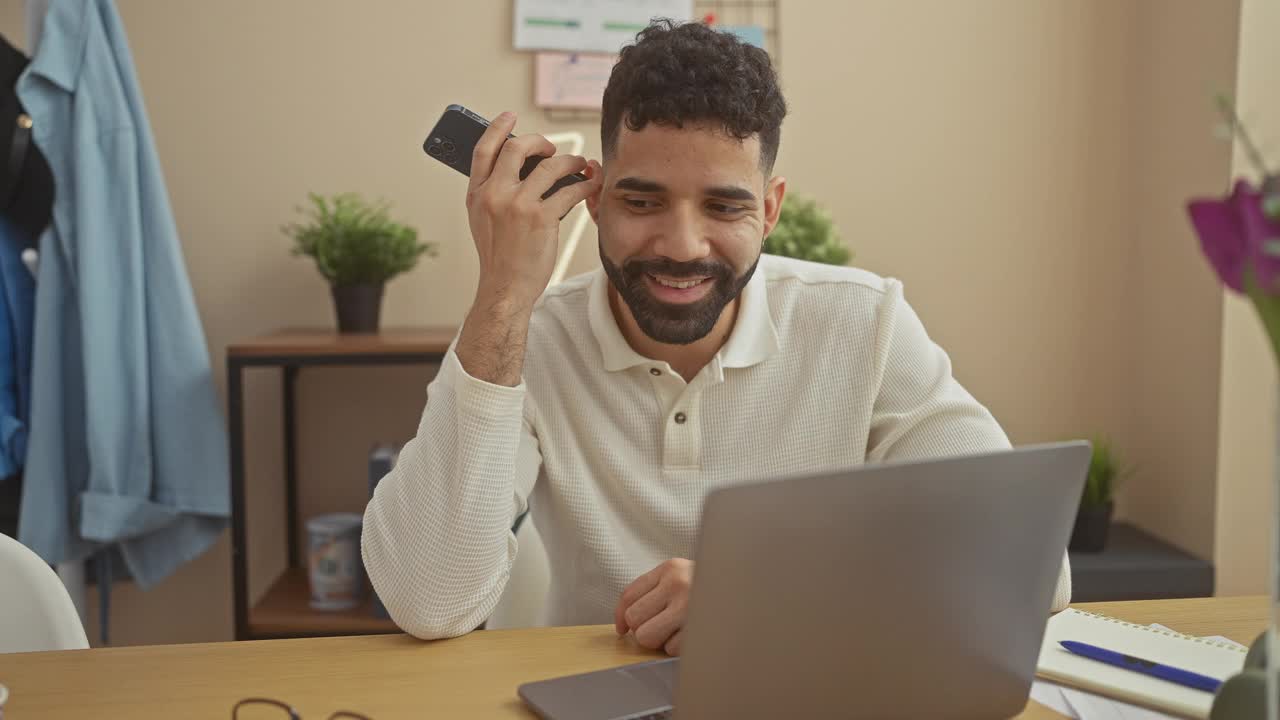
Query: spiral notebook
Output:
[[1036, 609, 1248, 719]]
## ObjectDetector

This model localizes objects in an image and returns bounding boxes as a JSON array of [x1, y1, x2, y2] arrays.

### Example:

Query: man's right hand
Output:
[[455, 111, 602, 387], [466, 111, 602, 314]]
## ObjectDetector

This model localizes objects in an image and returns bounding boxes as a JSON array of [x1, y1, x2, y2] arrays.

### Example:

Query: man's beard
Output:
[[600, 245, 759, 345]]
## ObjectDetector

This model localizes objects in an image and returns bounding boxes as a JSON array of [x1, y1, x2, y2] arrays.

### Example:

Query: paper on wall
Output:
[[716, 24, 766, 49], [514, 0, 694, 54], [533, 52, 615, 110]]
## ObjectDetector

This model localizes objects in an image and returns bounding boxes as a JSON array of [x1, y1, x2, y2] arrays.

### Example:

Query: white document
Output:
[[1032, 680, 1180, 720], [514, 0, 694, 53]]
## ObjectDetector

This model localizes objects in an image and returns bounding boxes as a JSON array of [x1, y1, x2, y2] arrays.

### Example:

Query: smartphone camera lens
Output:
[[442, 141, 456, 153], [427, 144, 443, 157]]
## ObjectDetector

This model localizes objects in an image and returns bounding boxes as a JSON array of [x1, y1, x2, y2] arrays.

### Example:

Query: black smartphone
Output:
[[423, 104, 588, 201]]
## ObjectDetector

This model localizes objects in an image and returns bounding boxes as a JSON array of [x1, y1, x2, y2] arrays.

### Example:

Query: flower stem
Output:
[[1245, 266, 1280, 364], [1216, 93, 1272, 180]]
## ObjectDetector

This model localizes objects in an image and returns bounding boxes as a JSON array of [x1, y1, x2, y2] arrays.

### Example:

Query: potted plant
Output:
[[284, 192, 435, 333], [764, 193, 851, 265], [1069, 436, 1129, 553]]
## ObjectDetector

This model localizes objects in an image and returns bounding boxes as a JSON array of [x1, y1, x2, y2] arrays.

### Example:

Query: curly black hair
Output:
[[601, 19, 787, 172]]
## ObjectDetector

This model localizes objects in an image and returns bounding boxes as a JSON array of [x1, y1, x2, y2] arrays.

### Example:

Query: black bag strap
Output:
[[3, 104, 30, 212]]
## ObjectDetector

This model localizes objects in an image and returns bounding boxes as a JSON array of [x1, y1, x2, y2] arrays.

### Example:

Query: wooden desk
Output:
[[0, 597, 1266, 719]]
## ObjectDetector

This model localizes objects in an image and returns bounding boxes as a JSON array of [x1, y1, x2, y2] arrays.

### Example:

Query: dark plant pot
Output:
[[331, 283, 384, 334], [1068, 502, 1114, 553]]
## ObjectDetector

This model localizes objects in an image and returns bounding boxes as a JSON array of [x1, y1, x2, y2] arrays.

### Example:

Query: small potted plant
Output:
[[1069, 436, 1129, 553], [764, 193, 851, 265], [284, 192, 435, 333]]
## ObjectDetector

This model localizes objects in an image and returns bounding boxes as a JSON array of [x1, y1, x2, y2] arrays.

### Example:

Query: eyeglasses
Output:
[[232, 698, 373, 720]]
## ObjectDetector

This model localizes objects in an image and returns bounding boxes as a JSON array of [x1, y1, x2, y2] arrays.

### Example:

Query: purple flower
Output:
[[1187, 180, 1280, 294]]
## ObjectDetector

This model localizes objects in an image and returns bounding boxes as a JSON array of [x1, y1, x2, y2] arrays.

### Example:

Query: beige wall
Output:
[[788, 1, 1240, 562], [787, 1, 1138, 451], [1122, 0, 1238, 562], [0, 0, 1245, 646], [1214, 0, 1280, 596]]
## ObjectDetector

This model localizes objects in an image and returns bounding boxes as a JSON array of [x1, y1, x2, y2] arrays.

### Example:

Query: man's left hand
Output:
[[614, 559, 694, 655]]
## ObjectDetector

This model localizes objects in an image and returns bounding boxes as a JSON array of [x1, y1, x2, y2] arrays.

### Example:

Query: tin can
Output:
[[306, 513, 364, 610]]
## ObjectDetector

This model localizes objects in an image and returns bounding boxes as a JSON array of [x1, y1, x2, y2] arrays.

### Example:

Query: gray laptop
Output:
[[517, 441, 1090, 720]]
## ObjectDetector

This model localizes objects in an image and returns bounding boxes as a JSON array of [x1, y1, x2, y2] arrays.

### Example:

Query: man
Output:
[[362, 20, 1070, 656]]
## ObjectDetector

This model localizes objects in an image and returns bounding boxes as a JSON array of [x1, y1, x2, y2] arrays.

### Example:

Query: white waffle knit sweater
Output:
[[362, 254, 1071, 639]]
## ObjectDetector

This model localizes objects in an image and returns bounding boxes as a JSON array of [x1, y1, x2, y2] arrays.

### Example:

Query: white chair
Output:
[[0, 533, 89, 652], [486, 518, 551, 630]]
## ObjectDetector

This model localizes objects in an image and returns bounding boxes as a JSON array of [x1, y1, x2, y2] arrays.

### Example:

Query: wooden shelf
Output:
[[227, 326, 457, 639], [227, 326, 456, 359], [248, 568, 401, 638]]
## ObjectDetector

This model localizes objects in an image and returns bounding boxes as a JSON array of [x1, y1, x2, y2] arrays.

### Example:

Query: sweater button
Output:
[[650, 368, 661, 376], [674, 412, 687, 425]]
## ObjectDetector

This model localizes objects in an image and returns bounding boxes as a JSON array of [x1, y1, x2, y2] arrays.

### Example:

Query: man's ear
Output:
[[761, 176, 786, 238], [586, 162, 603, 223]]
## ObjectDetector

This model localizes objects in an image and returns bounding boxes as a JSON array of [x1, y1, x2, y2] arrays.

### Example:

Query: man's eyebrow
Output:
[[613, 178, 758, 203], [614, 177, 666, 193], [706, 185, 757, 203]]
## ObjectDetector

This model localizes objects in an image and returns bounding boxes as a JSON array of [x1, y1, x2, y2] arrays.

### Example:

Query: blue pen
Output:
[[1059, 641, 1222, 693]]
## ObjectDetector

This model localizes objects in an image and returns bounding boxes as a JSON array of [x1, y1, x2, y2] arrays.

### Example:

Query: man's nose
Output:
[[650, 205, 709, 263]]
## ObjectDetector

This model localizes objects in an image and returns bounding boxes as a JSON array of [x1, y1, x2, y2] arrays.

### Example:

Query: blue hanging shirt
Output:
[[16, 0, 229, 588], [0, 218, 35, 480]]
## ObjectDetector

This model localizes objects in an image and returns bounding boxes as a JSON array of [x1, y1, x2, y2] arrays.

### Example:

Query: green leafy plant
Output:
[[1081, 436, 1131, 508], [763, 193, 850, 265], [284, 193, 435, 286]]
